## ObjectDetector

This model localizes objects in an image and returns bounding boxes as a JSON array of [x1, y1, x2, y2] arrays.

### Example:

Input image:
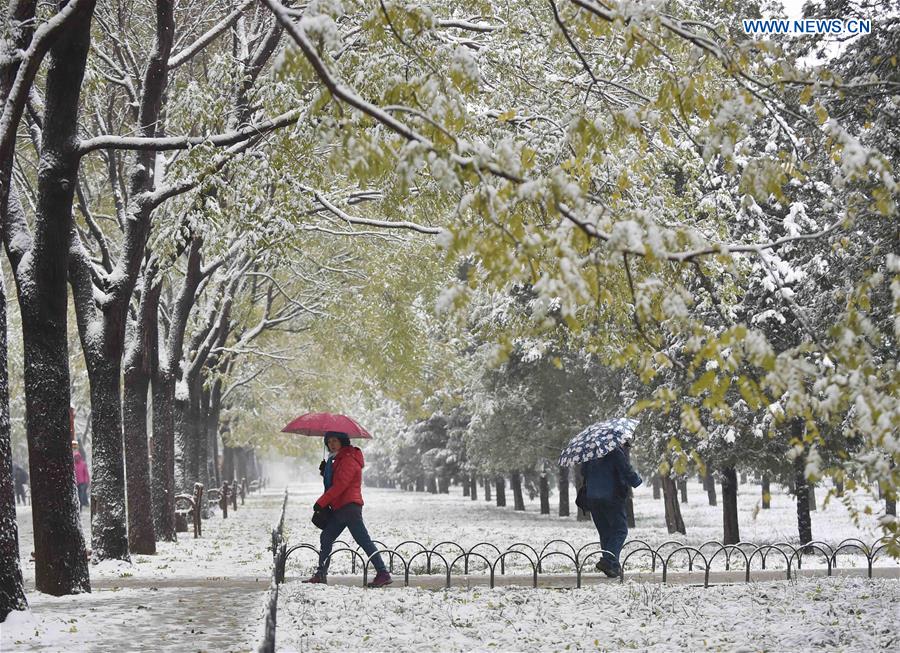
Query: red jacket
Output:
[[316, 446, 365, 510], [74, 452, 90, 485]]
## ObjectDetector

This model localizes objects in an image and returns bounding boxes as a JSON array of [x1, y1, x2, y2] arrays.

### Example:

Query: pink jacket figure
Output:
[[74, 450, 90, 509], [74, 451, 90, 485]]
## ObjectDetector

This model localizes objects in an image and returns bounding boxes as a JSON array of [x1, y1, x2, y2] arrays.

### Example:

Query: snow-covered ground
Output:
[[4, 487, 286, 652], [281, 478, 892, 576], [4, 476, 896, 652], [277, 575, 899, 652]]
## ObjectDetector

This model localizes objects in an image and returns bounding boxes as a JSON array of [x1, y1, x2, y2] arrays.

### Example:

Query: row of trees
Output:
[[0, 0, 447, 620]]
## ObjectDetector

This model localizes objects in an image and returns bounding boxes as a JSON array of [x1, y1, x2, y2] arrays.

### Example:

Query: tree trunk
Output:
[[626, 493, 635, 528], [151, 374, 176, 542], [174, 390, 191, 492], [438, 475, 449, 494], [761, 475, 771, 509], [207, 380, 222, 488], [122, 275, 158, 555], [793, 439, 813, 549], [887, 460, 897, 517], [558, 465, 570, 517], [652, 474, 661, 500], [539, 474, 550, 515], [414, 475, 424, 492], [662, 475, 686, 534], [808, 483, 817, 511], [678, 478, 688, 503], [0, 272, 27, 618], [469, 475, 477, 500], [427, 475, 437, 494], [511, 470, 525, 511], [197, 378, 210, 492], [462, 479, 469, 497], [704, 470, 717, 506], [3, 0, 96, 594], [483, 476, 491, 501], [721, 466, 740, 544], [495, 476, 506, 507], [572, 465, 589, 521]]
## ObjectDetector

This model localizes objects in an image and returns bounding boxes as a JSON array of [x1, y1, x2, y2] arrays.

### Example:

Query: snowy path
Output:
[[5, 488, 284, 652]]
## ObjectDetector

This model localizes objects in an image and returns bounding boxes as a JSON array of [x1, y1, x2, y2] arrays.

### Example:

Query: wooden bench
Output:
[[174, 483, 203, 537]]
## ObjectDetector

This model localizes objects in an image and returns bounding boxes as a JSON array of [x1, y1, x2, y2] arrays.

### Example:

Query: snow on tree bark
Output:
[[0, 270, 27, 620], [122, 268, 159, 555], [6, 0, 96, 594], [662, 474, 686, 535], [721, 466, 740, 545]]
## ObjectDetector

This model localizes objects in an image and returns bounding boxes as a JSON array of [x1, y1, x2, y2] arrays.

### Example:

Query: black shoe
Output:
[[594, 558, 620, 578]]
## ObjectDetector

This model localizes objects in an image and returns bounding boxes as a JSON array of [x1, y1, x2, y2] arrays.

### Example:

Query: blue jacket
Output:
[[583, 447, 642, 501]]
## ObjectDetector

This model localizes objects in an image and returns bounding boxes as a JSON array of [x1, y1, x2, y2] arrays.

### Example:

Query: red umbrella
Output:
[[281, 412, 372, 439]]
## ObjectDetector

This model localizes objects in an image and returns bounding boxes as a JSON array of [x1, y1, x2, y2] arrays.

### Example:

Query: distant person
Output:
[[582, 442, 642, 577], [13, 462, 28, 505], [73, 441, 90, 510], [303, 431, 392, 587]]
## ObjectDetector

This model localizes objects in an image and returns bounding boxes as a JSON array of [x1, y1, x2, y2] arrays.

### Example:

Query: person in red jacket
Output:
[[303, 431, 392, 587], [72, 440, 90, 510]]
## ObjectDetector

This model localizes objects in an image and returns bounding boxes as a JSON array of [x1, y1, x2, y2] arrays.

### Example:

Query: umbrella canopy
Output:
[[558, 418, 638, 466], [281, 412, 372, 438]]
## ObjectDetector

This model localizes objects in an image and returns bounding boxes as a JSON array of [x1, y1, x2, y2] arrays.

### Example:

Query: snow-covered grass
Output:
[[277, 575, 899, 652], [282, 479, 892, 576], [276, 480, 897, 652]]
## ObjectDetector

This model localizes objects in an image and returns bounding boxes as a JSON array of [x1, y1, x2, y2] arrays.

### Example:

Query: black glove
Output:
[[318, 460, 326, 476], [313, 503, 323, 513]]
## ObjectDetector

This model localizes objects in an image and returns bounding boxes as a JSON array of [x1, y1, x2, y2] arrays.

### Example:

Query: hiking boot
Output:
[[594, 558, 620, 578], [302, 573, 327, 584], [368, 570, 393, 588]]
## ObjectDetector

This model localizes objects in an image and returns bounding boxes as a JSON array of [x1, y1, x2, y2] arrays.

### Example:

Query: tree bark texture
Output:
[[704, 470, 717, 506], [9, 0, 96, 592], [469, 475, 477, 501], [0, 271, 27, 618], [151, 374, 176, 541], [483, 476, 491, 501], [761, 475, 771, 509], [792, 439, 813, 548], [121, 273, 159, 554], [721, 466, 740, 544], [495, 476, 506, 507], [511, 470, 525, 511], [539, 474, 550, 515], [652, 474, 661, 500], [557, 465, 569, 517], [678, 478, 688, 503], [662, 475, 686, 534]]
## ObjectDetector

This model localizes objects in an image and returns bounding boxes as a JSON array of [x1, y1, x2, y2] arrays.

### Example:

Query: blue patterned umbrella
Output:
[[558, 418, 638, 466]]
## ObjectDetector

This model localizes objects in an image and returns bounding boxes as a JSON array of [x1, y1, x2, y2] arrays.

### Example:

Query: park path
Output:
[[6, 489, 284, 652]]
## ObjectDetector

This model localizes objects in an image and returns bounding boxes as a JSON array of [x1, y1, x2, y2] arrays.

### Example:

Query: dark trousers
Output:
[[77, 483, 89, 509], [15, 485, 26, 505], [317, 503, 386, 576], [589, 498, 628, 570]]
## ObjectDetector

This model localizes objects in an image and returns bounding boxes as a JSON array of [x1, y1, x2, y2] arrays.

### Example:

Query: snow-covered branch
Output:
[[77, 107, 303, 155], [167, 0, 255, 70]]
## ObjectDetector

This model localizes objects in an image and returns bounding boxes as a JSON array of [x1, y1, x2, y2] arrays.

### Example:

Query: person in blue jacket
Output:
[[582, 442, 642, 577]]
